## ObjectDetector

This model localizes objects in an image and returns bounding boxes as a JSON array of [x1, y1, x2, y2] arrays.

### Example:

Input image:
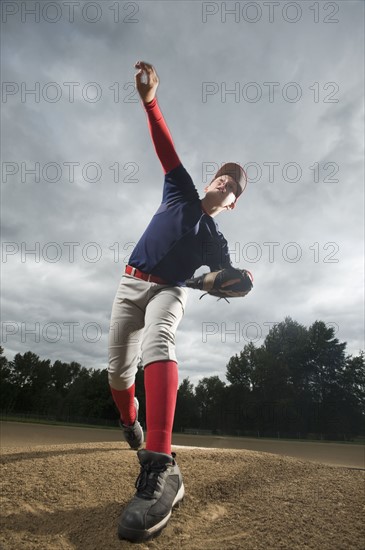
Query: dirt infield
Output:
[[1, 423, 364, 549], [1, 421, 364, 468]]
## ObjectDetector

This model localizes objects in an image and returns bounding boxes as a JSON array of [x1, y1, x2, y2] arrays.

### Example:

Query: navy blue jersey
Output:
[[128, 163, 232, 286]]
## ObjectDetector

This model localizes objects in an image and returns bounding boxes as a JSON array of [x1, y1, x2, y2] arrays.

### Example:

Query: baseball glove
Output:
[[185, 267, 253, 303]]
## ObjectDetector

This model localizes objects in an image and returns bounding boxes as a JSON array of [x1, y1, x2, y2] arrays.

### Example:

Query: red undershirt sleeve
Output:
[[142, 97, 181, 174]]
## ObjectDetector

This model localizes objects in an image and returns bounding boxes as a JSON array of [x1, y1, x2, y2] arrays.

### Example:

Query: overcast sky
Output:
[[1, 0, 364, 387]]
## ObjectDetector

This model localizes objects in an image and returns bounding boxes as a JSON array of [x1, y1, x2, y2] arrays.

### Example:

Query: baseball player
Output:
[[108, 60, 247, 543]]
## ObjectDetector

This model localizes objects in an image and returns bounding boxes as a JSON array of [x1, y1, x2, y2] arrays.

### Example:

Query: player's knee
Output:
[[108, 363, 136, 391], [108, 371, 135, 391], [147, 325, 175, 345], [142, 341, 176, 367]]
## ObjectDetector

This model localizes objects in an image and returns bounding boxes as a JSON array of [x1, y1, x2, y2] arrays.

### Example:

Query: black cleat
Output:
[[118, 449, 184, 542], [120, 397, 144, 450]]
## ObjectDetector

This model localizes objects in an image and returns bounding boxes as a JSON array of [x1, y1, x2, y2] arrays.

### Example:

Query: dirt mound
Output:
[[0, 442, 364, 549]]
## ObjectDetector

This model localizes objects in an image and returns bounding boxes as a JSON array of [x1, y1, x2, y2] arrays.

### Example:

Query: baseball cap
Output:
[[212, 162, 247, 200]]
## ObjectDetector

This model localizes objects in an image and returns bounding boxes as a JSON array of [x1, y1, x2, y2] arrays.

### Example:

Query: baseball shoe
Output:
[[120, 397, 144, 450], [118, 449, 184, 542]]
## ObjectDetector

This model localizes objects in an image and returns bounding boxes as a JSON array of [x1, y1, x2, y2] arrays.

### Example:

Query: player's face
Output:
[[205, 175, 238, 209]]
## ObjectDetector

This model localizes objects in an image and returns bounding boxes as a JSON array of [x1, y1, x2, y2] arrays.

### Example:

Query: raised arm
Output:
[[134, 61, 181, 174]]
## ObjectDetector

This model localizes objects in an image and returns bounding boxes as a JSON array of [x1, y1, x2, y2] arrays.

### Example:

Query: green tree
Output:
[[224, 342, 260, 433], [226, 342, 257, 389], [330, 351, 365, 437], [195, 376, 226, 431], [307, 321, 347, 401], [64, 365, 91, 419], [0, 347, 15, 411], [51, 360, 82, 395], [9, 352, 52, 413], [174, 377, 199, 431]]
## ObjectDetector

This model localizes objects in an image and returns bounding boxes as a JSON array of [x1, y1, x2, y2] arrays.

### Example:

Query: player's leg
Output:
[[108, 275, 146, 443], [141, 286, 187, 455], [117, 285, 187, 542]]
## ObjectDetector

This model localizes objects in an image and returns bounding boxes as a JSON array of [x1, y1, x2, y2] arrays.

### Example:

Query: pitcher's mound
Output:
[[1, 442, 364, 549]]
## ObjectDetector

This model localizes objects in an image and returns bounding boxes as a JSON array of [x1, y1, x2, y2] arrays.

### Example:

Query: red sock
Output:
[[144, 360, 178, 455], [110, 384, 136, 426]]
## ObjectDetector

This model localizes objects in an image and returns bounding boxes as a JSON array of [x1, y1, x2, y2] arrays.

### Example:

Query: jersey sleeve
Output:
[[161, 163, 200, 204], [142, 97, 181, 174], [210, 235, 232, 270], [204, 223, 233, 271]]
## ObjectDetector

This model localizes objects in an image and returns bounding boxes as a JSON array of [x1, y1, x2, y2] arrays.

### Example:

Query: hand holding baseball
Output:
[[134, 61, 159, 104]]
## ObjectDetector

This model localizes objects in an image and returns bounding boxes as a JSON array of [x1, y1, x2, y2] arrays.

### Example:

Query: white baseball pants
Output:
[[108, 272, 188, 390]]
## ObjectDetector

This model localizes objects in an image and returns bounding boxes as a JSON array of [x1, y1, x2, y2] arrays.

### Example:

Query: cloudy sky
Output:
[[2, 0, 364, 387]]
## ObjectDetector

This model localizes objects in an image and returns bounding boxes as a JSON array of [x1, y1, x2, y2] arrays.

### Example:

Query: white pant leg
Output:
[[108, 275, 146, 390], [141, 285, 188, 367]]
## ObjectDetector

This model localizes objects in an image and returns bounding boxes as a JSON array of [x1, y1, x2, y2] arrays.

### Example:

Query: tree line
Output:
[[1, 317, 364, 440]]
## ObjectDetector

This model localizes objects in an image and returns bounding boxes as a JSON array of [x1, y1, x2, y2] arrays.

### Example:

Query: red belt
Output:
[[125, 265, 168, 285]]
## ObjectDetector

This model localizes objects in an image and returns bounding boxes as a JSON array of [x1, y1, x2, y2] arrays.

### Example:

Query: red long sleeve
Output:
[[142, 97, 181, 174]]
